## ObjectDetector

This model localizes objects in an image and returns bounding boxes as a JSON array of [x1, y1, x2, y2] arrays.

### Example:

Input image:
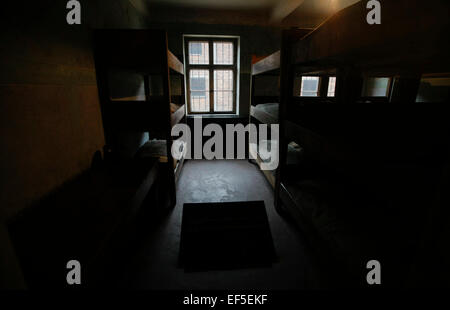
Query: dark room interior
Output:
[[1, 0, 450, 298]]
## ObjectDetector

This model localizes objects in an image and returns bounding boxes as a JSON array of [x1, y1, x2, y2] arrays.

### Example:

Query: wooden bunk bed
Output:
[[249, 30, 312, 188], [275, 1, 450, 287], [8, 29, 188, 288], [8, 157, 160, 287], [249, 51, 281, 188], [250, 51, 281, 126], [94, 29, 187, 209]]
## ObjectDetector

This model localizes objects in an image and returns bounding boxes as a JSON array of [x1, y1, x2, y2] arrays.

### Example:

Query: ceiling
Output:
[[146, 0, 280, 10], [146, 0, 360, 12], [132, 0, 361, 27]]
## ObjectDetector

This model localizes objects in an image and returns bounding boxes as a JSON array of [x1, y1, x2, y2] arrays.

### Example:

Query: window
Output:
[[189, 41, 209, 64], [185, 36, 238, 114], [362, 77, 391, 97], [189, 70, 209, 112], [300, 76, 320, 97], [327, 77, 336, 97], [416, 77, 450, 102]]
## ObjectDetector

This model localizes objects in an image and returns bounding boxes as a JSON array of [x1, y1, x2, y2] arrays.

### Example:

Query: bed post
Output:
[[275, 29, 295, 214], [161, 31, 177, 209]]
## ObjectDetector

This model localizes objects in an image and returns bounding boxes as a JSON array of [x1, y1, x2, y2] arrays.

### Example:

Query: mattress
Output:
[[170, 103, 182, 113], [136, 139, 168, 162], [250, 140, 304, 173], [252, 103, 279, 123], [135, 139, 186, 163], [283, 175, 394, 277]]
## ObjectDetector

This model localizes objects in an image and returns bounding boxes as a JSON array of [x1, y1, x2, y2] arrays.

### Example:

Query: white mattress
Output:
[[254, 103, 279, 120], [136, 139, 186, 162]]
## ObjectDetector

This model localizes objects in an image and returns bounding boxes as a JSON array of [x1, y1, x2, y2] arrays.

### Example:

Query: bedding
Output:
[[136, 139, 186, 163], [283, 179, 380, 276], [250, 140, 304, 170], [252, 103, 279, 123], [170, 103, 182, 113]]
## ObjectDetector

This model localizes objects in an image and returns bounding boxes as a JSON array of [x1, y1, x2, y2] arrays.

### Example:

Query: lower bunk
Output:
[[250, 102, 279, 125], [279, 157, 443, 287], [7, 156, 161, 288], [136, 138, 187, 184], [249, 140, 303, 188], [277, 111, 449, 287]]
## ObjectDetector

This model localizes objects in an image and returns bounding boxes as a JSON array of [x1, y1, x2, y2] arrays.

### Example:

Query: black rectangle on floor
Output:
[[179, 201, 277, 272]]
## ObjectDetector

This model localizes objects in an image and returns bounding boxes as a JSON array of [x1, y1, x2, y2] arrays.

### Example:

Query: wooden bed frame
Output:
[[8, 157, 161, 287], [273, 0, 450, 286], [249, 30, 311, 189], [249, 105, 278, 126], [249, 52, 280, 188], [94, 29, 187, 209], [250, 51, 281, 125], [276, 0, 450, 199]]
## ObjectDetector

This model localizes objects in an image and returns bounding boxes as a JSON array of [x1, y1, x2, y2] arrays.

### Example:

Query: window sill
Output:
[[186, 114, 241, 119]]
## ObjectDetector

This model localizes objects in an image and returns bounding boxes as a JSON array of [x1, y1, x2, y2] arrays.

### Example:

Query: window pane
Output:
[[190, 70, 210, 112], [327, 76, 336, 97], [189, 41, 209, 65], [214, 70, 233, 111], [362, 77, 390, 97], [416, 77, 450, 102], [300, 76, 319, 97], [213, 42, 233, 65]]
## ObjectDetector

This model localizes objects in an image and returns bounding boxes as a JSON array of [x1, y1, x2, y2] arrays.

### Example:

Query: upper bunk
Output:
[[280, 1, 450, 144], [93, 29, 186, 134], [251, 28, 313, 76], [250, 52, 280, 124], [94, 29, 184, 75], [250, 28, 313, 125], [290, 0, 450, 74], [167, 50, 184, 75], [252, 51, 281, 76]]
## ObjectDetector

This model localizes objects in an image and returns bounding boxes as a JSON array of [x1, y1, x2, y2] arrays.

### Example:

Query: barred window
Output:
[[300, 76, 320, 97], [185, 36, 239, 114]]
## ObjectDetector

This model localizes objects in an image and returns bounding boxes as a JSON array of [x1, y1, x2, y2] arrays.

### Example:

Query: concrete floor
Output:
[[114, 160, 324, 289]]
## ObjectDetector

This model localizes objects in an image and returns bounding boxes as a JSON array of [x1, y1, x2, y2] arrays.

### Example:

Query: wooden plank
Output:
[[271, 0, 306, 22], [292, 0, 450, 71], [93, 28, 183, 212], [390, 76, 421, 103], [251, 96, 280, 106], [249, 145, 276, 189], [250, 105, 278, 125], [252, 51, 280, 75], [161, 31, 177, 209], [126, 160, 160, 220], [275, 29, 296, 211], [171, 104, 186, 127], [279, 182, 315, 234], [174, 155, 185, 184], [284, 102, 450, 163], [168, 50, 184, 75]]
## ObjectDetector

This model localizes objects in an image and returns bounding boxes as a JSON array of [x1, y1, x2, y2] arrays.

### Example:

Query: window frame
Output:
[[300, 76, 321, 97], [361, 76, 393, 98], [327, 76, 337, 97], [184, 36, 239, 115]]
